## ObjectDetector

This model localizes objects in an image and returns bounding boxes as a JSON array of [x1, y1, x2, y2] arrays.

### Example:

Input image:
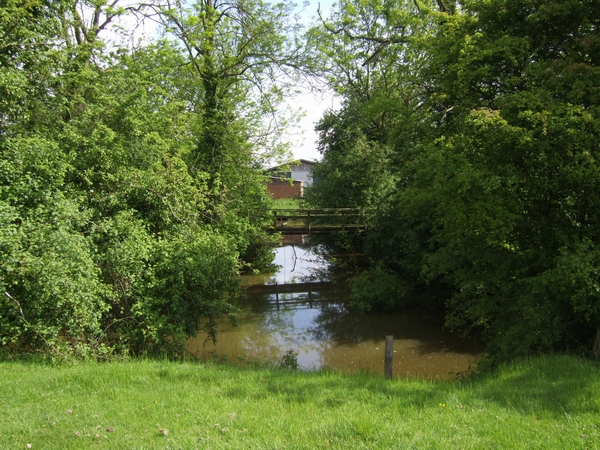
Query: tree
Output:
[[376, 0, 600, 360], [0, 0, 278, 357], [305, 0, 436, 211], [151, 0, 309, 180], [148, 0, 317, 268], [304, 0, 447, 309], [308, 0, 600, 361]]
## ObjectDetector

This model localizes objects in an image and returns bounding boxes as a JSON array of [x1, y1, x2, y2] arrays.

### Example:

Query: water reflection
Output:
[[186, 239, 482, 379], [268, 235, 329, 284]]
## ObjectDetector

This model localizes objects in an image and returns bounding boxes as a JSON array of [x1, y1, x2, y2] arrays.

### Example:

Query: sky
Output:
[[281, 88, 340, 162], [283, 0, 340, 162]]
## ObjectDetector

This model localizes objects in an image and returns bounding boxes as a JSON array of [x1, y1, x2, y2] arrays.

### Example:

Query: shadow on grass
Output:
[[223, 366, 440, 408], [465, 354, 600, 416], [219, 354, 600, 417]]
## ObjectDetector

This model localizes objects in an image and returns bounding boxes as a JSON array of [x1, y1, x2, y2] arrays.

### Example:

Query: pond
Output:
[[186, 236, 482, 379]]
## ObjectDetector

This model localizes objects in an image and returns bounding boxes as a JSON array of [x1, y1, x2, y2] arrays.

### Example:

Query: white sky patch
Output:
[[282, 89, 340, 162], [281, 0, 340, 162]]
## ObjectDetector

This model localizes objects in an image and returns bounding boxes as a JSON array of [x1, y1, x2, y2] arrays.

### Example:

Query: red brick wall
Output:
[[267, 178, 303, 199]]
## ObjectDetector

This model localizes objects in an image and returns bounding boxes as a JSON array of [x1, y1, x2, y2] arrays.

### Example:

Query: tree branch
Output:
[[4, 291, 65, 357], [317, 3, 407, 45]]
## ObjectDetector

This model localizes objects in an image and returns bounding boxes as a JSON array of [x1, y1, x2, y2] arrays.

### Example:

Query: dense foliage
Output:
[[3, 0, 599, 364], [308, 0, 600, 361], [0, 0, 304, 357]]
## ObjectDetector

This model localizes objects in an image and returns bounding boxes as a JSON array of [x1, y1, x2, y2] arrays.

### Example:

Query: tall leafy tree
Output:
[[149, 0, 313, 265], [421, 0, 600, 359], [305, 0, 448, 310], [372, 0, 600, 360], [309, 0, 600, 361], [305, 0, 437, 211], [0, 0, 306, 357]]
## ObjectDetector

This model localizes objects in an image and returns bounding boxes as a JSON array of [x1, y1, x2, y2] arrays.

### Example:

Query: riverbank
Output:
[[1, 354, 598, 449]]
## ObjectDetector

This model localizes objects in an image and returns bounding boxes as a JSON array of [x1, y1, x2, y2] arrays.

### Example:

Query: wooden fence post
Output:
[[384, 335, 394, 379]]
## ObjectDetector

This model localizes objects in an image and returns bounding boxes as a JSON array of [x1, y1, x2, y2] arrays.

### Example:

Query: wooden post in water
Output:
[[384, 335, 394, 379]]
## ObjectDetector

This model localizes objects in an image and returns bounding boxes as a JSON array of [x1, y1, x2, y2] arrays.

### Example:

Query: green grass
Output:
[[273, 198, 303, 210], [1, 355, 599, 449]]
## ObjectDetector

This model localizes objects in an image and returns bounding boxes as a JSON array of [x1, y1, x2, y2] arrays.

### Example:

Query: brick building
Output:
[[267, 177, 304, 199], [266, 159, 316, 199]]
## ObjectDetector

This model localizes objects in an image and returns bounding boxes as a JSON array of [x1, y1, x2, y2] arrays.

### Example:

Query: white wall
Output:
[[291, 168, 313, 186]]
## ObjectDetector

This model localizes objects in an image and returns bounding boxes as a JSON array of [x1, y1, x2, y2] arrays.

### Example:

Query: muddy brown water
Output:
[[186, 237, 482, 379]]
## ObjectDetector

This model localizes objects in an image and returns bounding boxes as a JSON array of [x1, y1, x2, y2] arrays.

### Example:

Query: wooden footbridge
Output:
[[270, 208, 364, 235], [245, 281, 345, 309]]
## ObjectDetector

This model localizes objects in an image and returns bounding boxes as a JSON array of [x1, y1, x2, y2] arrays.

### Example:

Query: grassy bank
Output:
[[1, 355, 599, 449], [273, 198, 303, 210]]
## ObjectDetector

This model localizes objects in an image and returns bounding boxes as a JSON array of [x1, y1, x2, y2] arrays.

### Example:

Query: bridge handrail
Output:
[[273, 208, 360, 215], [274, 208, 359, 211], [270, 207, 366, 234]]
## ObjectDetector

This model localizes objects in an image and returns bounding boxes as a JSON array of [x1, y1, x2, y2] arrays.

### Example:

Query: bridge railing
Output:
[[270, 208, 364, 234]]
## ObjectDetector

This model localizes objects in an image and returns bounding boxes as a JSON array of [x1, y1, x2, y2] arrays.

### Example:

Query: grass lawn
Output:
[[272, 198, 303, 210], [1, 354, 599, 449]]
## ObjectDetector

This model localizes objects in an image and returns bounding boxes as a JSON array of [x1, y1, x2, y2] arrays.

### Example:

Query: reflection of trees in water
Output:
[[240, 278, 478, 359], [235, 296, 324, 359], [308, 305, 482, 355], [286, 241, 334, 283], [307, 303, 365, 344], [257, 243, 333, 284], [243, 237, 354, 286], [193, 236, 482, 374], [302, 234, 366, 278], [234, 306, 294, 360], [298, 255, 332, 282], [236, 285, 483, 357]]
